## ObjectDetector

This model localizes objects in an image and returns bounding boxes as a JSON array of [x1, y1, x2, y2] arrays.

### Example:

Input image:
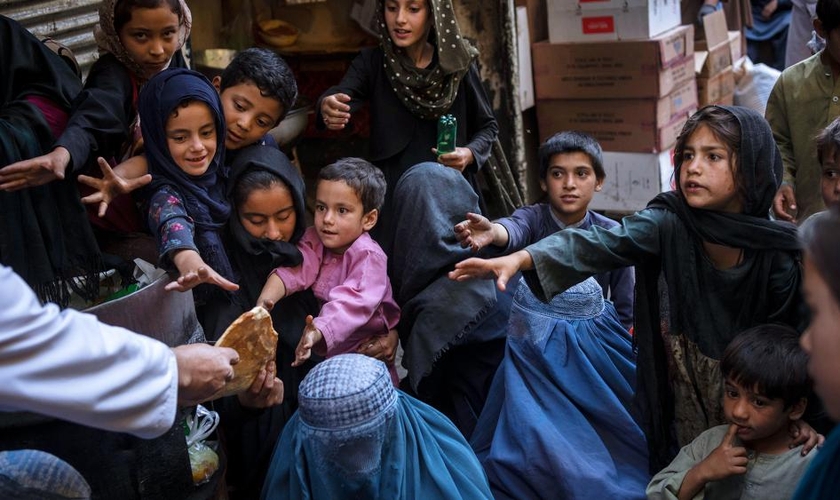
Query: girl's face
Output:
[[800, 254, 840, 420], [384, 0, 432, 53], [165, 102, 217, 176], [118, 6, 180, 78], [238, 184, 297, 241], [679, 124, 743, 213], [314, 180, 377, 254]]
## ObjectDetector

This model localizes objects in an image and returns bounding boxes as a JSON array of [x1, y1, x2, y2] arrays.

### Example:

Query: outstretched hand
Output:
[[448, 250, 533, 291], [237, 361, 284, 408], [321, 93, 351, 130], [165, 265, 240, 293], [0, 147, 71, 191], [356, 329, 399, 365], [78, 157, 152, 217], [454, 212, 497, 252], [293, 315, 324, 367]]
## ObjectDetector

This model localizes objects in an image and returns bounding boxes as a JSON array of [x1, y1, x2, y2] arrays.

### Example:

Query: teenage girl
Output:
[[450, 105, 819, 469], [0, 0, 190, 242], [317, 0, 500, 253]]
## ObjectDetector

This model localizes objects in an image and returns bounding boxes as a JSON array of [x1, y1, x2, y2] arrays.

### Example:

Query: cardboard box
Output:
[[535, 79, 697, 152], [716, 92, 734, 106], [693, 10, 732, 77], [697, 66, 735, 106], [590, 149, 676, 212], [516, 7, 535, 110], [728, 30, 743, 63], [548, 0, 681, 42], [532, 24, 694, 99], [515, 0, 548, 43]]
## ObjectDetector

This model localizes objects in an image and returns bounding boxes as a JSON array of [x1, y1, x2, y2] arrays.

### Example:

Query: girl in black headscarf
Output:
[[450, 105, 816, 471]]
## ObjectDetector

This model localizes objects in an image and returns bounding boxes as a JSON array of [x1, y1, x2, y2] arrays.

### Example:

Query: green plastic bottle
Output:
[[437, 114, 457, 155]]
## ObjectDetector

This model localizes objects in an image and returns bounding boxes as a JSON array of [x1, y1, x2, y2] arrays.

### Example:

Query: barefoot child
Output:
[[257, 158, 401, 385], [647, 324, 815, 499]]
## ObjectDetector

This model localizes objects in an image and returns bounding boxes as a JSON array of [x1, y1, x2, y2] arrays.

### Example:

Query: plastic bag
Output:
[[185, 405, 220, 485], [733, 57, 781, 116]]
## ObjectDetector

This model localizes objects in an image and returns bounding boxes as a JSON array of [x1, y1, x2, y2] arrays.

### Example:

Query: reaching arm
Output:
[[454, 212, 509, 252], [78, 155, 151, 217], [0, 264, 238, 438]]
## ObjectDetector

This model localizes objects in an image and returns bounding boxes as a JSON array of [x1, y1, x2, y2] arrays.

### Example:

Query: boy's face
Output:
[[313, 179, 377, 254], [801, 255, 840, 421], [722, 377, 805, 453], [165, 101, 217, 176], [238, 184, 297, 242], [214, 78, 284, 151], [540, 152, 603, 226], [820, 149, 840, 207], [815, 19, 840, 69]]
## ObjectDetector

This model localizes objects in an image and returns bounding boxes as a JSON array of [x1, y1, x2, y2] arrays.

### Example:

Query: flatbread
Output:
[[212, 307, 278, 398]]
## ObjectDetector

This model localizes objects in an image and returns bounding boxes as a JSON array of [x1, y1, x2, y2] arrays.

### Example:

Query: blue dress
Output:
[[470, 278, 649, 499]]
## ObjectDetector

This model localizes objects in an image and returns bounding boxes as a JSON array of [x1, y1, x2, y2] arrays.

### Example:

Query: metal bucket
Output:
[[84, 273, 205, 347]]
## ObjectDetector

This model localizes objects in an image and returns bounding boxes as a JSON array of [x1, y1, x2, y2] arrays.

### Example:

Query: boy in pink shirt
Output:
[[258, 158, 400, 384]]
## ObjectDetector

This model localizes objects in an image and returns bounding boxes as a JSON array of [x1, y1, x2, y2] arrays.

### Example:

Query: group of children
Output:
[[4, 0, 840, 497]]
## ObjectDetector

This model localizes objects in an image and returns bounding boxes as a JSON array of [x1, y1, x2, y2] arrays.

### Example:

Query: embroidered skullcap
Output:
[[298, 354, 397, 431]]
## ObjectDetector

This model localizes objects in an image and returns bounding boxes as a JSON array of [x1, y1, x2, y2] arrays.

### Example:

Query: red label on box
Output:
[[582, 16, 615, 34]]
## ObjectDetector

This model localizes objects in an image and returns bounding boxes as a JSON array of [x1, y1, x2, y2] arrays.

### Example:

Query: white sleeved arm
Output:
[[0, 265, 178, 439]]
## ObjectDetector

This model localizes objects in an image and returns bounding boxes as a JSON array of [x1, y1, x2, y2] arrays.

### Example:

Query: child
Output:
[[138, 68, 238, 294], [0, 0, 190, 197], [317, 0, 518, 253], [449, 105, 816, 471], [647, 324, 814, 499], [454, 131, 635, 328], [78, 47, 298, 217], [257, 157, 401, 385], [795, 204, 840, 499], [815, 116, 840, 208], [767, 0, 840, 222]]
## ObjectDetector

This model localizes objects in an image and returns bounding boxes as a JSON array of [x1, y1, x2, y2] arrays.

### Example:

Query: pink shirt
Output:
[[274, 228, 400, 372]]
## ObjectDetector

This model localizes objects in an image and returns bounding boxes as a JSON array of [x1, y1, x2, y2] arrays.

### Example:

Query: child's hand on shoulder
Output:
[[293, 315, 324, 367], [698, 424, 749, 481], [789, 419, 825, 456], [454, 212, 496, 252]]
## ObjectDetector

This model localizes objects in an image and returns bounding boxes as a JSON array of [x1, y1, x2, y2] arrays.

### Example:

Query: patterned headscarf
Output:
[[94, 0, 192, 81], [376, 0, 478, 120], [139, 68, 232, 281]]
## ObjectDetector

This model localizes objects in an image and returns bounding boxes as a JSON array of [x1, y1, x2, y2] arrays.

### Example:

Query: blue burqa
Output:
[[261, 353, 493, 499], [470, 278, 649, 499]]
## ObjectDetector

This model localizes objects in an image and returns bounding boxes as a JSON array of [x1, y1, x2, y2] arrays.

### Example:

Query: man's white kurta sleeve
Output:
[[0, 265, 178, 438]]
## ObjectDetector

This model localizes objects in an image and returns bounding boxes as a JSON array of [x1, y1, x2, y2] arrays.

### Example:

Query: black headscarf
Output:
[[225, 145, 306, 309], [139, 68, 233, 281], [636, 105, 802, 470], [0, 16, 102, 307]]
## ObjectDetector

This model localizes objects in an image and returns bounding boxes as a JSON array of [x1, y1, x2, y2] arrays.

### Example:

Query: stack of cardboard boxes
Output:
[[695, 10, 743, 107], [531, 0, 698, 212]]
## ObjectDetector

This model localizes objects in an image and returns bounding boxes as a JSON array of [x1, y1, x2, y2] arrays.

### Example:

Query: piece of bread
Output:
[[212, 307, 278, 398]]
